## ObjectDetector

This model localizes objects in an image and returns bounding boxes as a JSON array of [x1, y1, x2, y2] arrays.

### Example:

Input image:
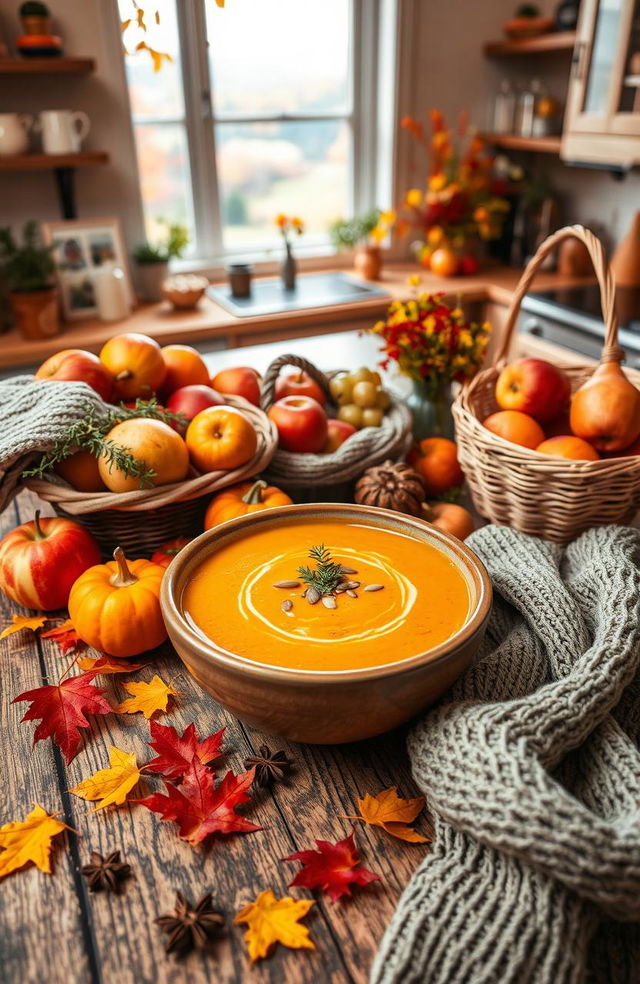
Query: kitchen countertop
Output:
[[0, 262, 594, 372]]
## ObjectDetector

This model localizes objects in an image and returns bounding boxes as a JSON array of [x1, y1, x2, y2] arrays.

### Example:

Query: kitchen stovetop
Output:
[[523, 284, 640, 334]]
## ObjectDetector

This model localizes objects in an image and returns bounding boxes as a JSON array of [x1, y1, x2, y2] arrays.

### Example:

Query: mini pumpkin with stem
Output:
[[204, 479, 292, 529], [68, 547, 166, 658]]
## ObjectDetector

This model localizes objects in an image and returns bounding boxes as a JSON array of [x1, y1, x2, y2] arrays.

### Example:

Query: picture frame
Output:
[[42, 217, 134, 320]]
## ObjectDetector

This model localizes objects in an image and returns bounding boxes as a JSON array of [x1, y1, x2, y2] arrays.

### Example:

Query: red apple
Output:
[[495, 358, 571, 424], [210, 366, 261, 407], [275, 369, 326, 406], [268, 395, 328, 453], [150, 536, 191, 569], [322, 418, 357, 453], [35, 349, 113, 401], [0, 511, 101, 611], [166, 384, 225, 434]]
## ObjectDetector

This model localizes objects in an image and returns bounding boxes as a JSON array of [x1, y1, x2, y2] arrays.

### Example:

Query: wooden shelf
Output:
[[480, 133, 562, 154], [484, 31, 576, 56], [0, 56, 95, 74], [0, 151, 109, 171]]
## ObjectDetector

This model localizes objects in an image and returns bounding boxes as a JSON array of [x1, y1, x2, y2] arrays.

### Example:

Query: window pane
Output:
[[216, 120, 350, 250], [119, 0, 184, 118], [132, 124, 194, 242], [206, 0, 351, 116]]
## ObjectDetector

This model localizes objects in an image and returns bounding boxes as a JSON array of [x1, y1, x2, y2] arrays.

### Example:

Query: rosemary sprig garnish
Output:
[[297, 544, 344, 597], [22, 399, 187, 489]]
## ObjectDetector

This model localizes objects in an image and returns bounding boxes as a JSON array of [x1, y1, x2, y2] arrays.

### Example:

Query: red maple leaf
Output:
[[13, 672, 113, 764], [283, 831, 380, 903], [40, 619, 86, 657], [139, 759, 260, 844], [145, 720, 225, 781]]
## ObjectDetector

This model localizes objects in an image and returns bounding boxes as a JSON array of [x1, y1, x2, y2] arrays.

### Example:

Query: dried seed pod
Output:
[[355, 460, 426, 516], [274, 580, 301, 589], [322, 595, 337, 609], [364, 584, 384, 592]]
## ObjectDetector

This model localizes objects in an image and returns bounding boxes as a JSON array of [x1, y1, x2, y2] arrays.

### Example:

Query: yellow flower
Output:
[[432, 131, 450, 151], [379, 209, 396, 225], [406, 273, 421, 287], [405, 188, 423, 208], [427, 226, 444, 246], [370, 225, 386, 243], [451, 307, 463, 319], [429, 173, 447, 192], [275, 213, 288, 228]]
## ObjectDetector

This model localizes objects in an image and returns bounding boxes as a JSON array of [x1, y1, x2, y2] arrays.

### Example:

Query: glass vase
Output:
[[406, 379, 455, 442]]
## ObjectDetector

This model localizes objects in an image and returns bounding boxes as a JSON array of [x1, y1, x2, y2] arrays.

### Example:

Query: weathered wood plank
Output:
[[0, 498, 92, 984], [3, 490, 427, 984]]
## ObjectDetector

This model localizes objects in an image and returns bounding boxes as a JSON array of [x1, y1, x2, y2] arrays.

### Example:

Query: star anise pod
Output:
[[243, 744, 294, 787], [81, 850, 131, 893], [155, 891, 225, 957]]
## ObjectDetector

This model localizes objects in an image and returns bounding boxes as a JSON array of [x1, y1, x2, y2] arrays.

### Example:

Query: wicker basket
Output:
[[452, 225, 640, 543], [259, 354, 413, 497], [24, 395, 278, 557]]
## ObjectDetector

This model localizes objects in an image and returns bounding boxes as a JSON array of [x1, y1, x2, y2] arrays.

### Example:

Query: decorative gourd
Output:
[[68, 546, 166, 658], [570, 360, 640, 452], [423, 502, 475, 540], [204, 479, 292, 529], [354, 460, 425, 516]]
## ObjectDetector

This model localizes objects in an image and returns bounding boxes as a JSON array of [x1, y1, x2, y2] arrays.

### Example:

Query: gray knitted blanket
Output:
[[0, 376, 107, 513], [372, 524, 640, 984]]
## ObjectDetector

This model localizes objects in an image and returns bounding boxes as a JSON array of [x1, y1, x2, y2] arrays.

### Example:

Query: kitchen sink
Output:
[[207, 270, 389, 317]]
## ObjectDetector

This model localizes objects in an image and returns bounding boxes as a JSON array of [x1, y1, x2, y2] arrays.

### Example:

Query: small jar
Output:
[[226, 263, 253, 298], [94, 265, 130, 321], [493, 80, 516, 135]]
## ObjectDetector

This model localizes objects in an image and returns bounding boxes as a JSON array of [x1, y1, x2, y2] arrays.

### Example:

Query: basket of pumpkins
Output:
[[22, 333, 277, 556], [453, 225, 640, 543], [259, 353, 413, 497]]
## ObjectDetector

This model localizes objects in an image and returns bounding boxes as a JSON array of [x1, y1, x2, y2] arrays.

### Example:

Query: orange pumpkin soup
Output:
[[182, 520, 471, 672]]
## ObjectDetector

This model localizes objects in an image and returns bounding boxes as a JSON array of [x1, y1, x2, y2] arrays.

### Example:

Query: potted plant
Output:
[[133, 221, 189, 302], [0, 221, 59, 340], [329, 209, 395, 280]]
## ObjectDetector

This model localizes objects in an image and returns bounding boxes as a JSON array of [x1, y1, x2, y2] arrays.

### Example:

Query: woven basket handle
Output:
[[260, 353, 333, 410], [492, 224, 622, 368]]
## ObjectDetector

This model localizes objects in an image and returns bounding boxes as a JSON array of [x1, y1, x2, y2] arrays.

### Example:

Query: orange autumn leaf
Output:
[[41, 619, 85, 656], [78, 655, 146, 675], [234, 890, 315, 963], [0, 614, 47, 640], [70, 746, 142, 812], [114, 674, 177, 719], [0, 805, 72, 880], [346, 787, 429, 843]]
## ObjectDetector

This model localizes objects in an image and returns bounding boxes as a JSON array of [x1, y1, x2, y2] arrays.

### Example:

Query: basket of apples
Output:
[[22, 334, 277, 556], [453, 225, 640, 542], [260, 354, 412, 494]]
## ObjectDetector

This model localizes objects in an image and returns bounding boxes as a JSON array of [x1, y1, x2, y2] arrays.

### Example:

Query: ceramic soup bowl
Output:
[[160, 503, 492, 744]]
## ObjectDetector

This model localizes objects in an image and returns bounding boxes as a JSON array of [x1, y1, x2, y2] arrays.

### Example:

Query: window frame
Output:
[[117, 0, 402, 271]]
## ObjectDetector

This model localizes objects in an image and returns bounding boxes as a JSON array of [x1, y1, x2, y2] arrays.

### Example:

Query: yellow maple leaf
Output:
[[234, 890, 315, 963], [114, 674, 177, 719], [346, 787, 429, 843], [70, 746, 142, 812], [0, 614, 47, 640], [0, 804, 71, 879]]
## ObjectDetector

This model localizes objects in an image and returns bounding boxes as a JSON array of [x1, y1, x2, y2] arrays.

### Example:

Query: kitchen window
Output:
[[118, 0, 397, 264]]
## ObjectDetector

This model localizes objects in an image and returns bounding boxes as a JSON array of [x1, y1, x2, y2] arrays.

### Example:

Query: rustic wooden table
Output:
[[0, 489, 431, 984]]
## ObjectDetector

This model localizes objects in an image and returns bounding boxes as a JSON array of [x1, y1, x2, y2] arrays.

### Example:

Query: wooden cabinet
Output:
[[562, 0, 640, 164]]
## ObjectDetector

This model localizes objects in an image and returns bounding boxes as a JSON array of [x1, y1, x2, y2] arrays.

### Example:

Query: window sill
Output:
[[171, 244, 408, 281]]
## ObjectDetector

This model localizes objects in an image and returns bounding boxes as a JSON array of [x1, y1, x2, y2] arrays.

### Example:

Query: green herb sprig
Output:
[[22, 398, 187, 489], [297, 544, 344, 597]]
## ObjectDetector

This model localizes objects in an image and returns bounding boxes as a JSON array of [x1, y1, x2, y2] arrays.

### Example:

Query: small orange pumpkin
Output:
[[204, 479, 292, 529], [423, 502, 475, 541], [68, 546, 166, 658]]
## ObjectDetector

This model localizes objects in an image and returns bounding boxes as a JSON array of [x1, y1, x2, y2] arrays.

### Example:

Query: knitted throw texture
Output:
[[372, 524, 640, 984], [0, 376, 107, 512]]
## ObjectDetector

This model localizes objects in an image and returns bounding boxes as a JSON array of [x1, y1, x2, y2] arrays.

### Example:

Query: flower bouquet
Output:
[[397, 110, 510, 276]]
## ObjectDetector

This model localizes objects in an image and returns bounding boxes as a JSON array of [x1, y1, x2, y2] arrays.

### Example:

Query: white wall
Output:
[[0, 0, 144, 246], [0, 0, 638, 257]]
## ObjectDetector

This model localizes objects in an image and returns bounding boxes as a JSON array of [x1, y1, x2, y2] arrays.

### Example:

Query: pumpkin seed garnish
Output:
[[322, 595, 337, 609], [345, 581, 360, 590], [334, 582, 348, 594], [364, 584, 384, 592], [346, 590, 358, 599], [340, 566, 358, 575], [281, 599, 293, 613], [306, 586, 321, 605], [274, 580, 301, 589]]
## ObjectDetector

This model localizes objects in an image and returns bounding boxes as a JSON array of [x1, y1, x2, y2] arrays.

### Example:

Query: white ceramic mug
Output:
[[37, 110, 90, 154], [0, 113, 32, 156]]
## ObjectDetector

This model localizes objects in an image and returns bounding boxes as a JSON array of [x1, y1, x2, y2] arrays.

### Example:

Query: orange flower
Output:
[[291, 216, 304, 234], [430, 109, 444, 132], [275, 213, 288, 228], [428, 173, 447, 192], [401, 116, 424, 141], [432, 131, 450, 152]]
